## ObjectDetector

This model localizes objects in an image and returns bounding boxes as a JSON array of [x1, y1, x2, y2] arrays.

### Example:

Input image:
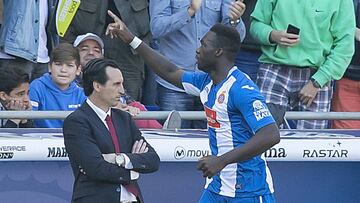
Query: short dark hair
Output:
[[82, 58, 121, 96], [210, 23, 241, 58], [50, 43, 80, 66], [0, 64, 29, 94]]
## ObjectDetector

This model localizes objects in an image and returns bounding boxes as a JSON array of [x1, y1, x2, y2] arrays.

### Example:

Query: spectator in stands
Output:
[[61, 0, 150, 101], [0, 0, 57, 81], [117, 93, 163, 129], [74, 33, 162, 129], [332, 0, 360, 129], [74, 33, 105, 72], [106, 13, 280, 202], [234, 0, 260, 82], [29, 43, 86, 128], [149, 0, 246, 129], [72, 33, 104, 86], [250, 0, 355, 128], [0, 65, 33, 128]]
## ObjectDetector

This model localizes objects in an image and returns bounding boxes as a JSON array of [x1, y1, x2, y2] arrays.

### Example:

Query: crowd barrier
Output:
[[0, 129, 359, 162], [1, 110, 360, 120], [0, 128, 359, 203]]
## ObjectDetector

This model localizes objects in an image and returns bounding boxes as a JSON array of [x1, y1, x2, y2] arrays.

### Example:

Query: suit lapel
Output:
[[81, 103, 115, 151], [111, 109, 130, 153]]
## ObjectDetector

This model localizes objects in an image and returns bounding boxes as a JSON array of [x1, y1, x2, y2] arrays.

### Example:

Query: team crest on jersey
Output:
[[204, 106, 220, 128], [253, 100, 271, 121], [217, 91, 226, 104]]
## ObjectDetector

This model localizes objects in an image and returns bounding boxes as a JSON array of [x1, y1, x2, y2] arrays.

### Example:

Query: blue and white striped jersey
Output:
[[182, 67, 275, 198]]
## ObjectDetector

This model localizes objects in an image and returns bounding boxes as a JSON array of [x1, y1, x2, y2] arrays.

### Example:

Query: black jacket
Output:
[[63, 102, 160, 203]]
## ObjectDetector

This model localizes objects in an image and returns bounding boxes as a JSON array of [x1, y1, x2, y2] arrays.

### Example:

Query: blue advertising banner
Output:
[[0, 129, 359, 203]]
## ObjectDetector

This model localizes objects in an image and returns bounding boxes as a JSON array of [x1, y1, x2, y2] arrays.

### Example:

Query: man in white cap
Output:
[[73, 33, 165, 129], [73, 33, 105, 68]]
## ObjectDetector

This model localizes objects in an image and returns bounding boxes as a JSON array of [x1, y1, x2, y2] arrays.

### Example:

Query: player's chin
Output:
[[111, 99, 120, 107], [197, 65, 207, 72]]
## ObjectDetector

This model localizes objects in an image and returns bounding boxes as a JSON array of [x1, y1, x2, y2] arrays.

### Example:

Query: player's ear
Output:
[[93, 81, 101, 92], [0, 91, 7, 101], [215, 48, 223, 57], [48, 63, 52, 73], [76, 65, 82, 76]]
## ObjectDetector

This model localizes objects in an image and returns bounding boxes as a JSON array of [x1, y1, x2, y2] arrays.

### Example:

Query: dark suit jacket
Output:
[[63, 102, 160, 203]]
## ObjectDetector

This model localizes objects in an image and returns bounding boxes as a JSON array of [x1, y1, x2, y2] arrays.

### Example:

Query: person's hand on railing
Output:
[[114, 103, 141, 117]]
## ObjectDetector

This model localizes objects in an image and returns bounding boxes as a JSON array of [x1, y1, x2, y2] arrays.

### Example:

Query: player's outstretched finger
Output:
[[107, 10, 120, 22]]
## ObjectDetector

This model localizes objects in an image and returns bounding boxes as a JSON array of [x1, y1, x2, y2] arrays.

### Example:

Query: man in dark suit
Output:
[[62, 0, 151, 101], [63, 58, 160, 203]]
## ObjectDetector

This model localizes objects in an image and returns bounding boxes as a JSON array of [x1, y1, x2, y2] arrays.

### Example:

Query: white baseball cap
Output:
[[73, 33, 104, 53]]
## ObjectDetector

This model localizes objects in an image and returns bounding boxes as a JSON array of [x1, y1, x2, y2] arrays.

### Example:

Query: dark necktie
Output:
[[105, 115, 121, 153], [105, 115, 139, 198]]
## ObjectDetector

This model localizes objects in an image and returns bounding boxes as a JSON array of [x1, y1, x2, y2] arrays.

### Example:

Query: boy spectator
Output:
[[0, 65, 33, 128], [29, 43, 86, 128]]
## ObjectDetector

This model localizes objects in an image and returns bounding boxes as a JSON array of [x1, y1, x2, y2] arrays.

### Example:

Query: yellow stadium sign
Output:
[[55, 0, 81, 37]]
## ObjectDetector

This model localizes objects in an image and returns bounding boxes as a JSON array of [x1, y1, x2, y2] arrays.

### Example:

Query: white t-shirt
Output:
[[37, 0, 49, 63]]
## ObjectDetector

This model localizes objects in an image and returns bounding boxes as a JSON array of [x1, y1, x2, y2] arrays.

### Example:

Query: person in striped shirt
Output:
[[106, 11, 280, 203]]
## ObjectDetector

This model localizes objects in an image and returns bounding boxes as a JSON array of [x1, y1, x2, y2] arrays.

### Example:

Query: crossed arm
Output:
[[63, 113, 159, 184]]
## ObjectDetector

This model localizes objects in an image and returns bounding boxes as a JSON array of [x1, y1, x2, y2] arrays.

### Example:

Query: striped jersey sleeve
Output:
[[181, 71, 210, 96]]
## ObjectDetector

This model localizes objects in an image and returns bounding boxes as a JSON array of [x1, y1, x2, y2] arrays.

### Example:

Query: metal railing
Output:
[[1, 111, 360, 120]]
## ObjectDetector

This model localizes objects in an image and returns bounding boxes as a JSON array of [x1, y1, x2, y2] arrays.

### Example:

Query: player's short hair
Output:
[[50, 43, 80, 66], [82, 58, 121, 96], [0, 64, 29, 95], [210, 23, 241, 58]]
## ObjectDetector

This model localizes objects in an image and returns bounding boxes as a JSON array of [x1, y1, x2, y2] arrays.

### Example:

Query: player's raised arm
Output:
[[106, 10, 184, 89]]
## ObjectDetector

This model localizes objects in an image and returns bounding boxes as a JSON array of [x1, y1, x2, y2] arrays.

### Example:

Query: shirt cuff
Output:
[[254, 24, 276, 46], [130, 170, 139, 180], [311, 69, 330, 88], [122, 153, 133, 169], [224, 18, 246, 42], [122, 154, 139, 180], [4, 120, 18, 128], [178, 7, 193, 24]]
